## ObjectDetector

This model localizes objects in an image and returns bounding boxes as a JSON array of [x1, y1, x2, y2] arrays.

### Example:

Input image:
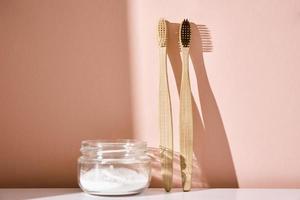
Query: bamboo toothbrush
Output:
[[179, 19, 193, 192], [157, 18, 173, 192]]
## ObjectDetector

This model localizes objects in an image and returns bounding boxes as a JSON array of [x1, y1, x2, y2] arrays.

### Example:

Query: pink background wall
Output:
[[128, 0, 300, 188], [1, 0, 300, 188]]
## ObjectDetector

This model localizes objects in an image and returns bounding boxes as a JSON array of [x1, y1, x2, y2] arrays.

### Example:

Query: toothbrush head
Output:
[[157, 18, 167, 47], [179, 19, 191, 48]]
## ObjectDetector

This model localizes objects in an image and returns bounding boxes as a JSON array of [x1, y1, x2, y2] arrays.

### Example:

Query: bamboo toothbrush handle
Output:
[[179, 48, 193, 192], [159, 47, 173, 192]]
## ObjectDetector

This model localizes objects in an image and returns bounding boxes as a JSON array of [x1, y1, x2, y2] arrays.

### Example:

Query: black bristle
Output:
[[180, 19, 191, 47]]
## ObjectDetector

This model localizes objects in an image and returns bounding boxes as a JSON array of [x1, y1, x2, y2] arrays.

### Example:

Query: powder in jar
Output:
[[79, 165, 149, 194]]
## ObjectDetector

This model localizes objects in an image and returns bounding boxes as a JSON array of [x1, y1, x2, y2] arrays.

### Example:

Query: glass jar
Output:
[[78, 139, 151, 196]]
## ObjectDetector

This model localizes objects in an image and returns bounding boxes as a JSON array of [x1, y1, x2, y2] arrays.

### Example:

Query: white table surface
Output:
[[1, 188, 300, 200]]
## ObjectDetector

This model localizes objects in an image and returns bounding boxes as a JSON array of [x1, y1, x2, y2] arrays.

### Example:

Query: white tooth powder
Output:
[[79, 166, 149, 194]]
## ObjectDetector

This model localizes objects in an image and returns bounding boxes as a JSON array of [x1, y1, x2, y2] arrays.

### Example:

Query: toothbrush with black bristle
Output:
[[157, 18, 173, 192], [179, 19, 193, 192]]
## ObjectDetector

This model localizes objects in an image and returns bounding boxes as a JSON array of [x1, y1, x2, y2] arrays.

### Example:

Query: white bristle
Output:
[[157, 18, 167, 47]]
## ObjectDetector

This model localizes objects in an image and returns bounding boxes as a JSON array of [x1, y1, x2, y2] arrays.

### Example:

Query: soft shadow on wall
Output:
[[0, 0, 132, 187], [164, 21, 239, 188]]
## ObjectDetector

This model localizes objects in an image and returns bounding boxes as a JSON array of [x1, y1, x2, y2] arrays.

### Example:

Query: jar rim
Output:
[[80, 139, 149, 162], [81, 139, 146, 145], [81, 139, 147, 150]]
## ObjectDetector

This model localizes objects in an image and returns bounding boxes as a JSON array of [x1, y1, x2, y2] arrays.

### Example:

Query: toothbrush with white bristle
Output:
[[157, 18, 173, 192]]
